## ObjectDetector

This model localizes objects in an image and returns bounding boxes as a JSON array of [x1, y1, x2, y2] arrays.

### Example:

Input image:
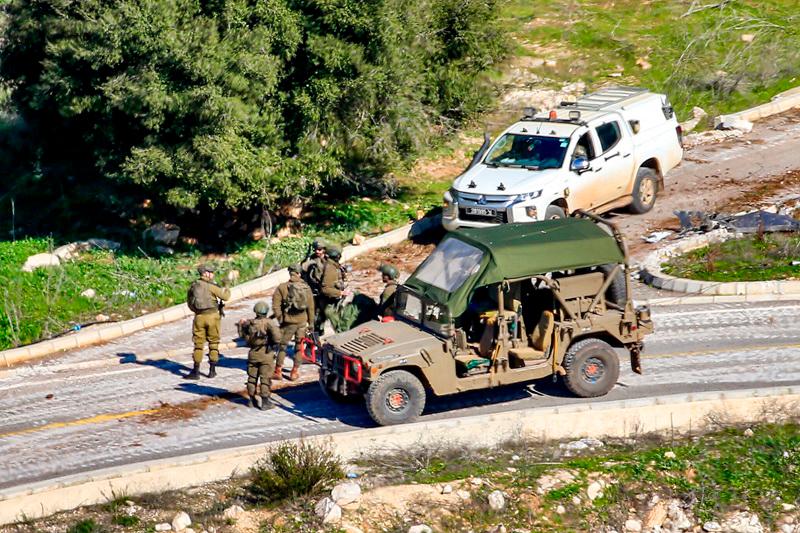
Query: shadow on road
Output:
[[117, 352, 247, 377], [175, 382, 251, 407]]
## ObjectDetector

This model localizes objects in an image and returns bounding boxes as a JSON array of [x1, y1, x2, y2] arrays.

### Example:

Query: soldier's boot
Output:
[[289, 365, 300, 381], [208, 363, 217, 379], [184, 363, 201, 380], [247, 395, 257, 408], [260, 395, 274, 411], [272, 365, 283, 380]]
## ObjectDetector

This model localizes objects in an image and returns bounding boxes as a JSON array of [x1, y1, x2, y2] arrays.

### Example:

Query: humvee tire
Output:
[[318, 376, 362, 404], [630, 167, 658, 214], [366, 370, 426, 426], [562, 338, 620, 397]]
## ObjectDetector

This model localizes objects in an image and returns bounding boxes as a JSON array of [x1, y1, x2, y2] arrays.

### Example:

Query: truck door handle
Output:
[[623, 153, 631, 158], [605, 152, 620, 161], [593, 167, 603, 172]]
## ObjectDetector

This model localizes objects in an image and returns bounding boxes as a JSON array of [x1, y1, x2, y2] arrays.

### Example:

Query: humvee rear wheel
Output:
[[365, 370, 426, 426], [562, 338, 620, 398]]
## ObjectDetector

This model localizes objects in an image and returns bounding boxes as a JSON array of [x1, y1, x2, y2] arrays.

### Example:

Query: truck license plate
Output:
[[466, 207, 496, 217]]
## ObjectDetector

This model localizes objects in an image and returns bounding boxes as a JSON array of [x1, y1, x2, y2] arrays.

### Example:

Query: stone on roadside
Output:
[[644, 500, 668, 529], [81, 288, 97, 299], [624, 519, 642, 532], [488, 490, 506, 511], [155, 524, 171, 532], [171, 511, 191, 532], [331, 481, 361, 506], [782, 503, 797, 511], [703, 521, 722, 532], [587, 481, 603, 501], [664, 451, 676, 459], [314, 497, 341, 524], [722, 511, 764, 533], [351, 234, 366, 246], [222, 505, 244, 521], [556, 505, 566, 515], [441, 484, 453, 494], [470, 477, 483, 486], [22, 253, 60, 272], [667, 500, 692, 531], [408, 526, 433, 533], [143, 222, 180, 246], [717, 117, 753, 133], [456, 489, 471, 500], [95, 314, 110, 322], [54, 242, 91, 261], [744, 428, 754, 437]]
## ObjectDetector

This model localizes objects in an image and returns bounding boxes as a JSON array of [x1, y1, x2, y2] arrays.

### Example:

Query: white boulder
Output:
[[22, 253, 60, 272], [314, 497, 341, 524], [488, 490, 506, 511], [222, 505, 244, 520], [171, 511, 191, 532], [331, 481, 362, 506]]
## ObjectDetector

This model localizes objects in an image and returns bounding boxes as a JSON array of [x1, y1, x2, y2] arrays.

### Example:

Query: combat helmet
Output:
[[197, 264, 215, 275], [378, 263, 399, 280], [288, 263, 302, 274], [253, 301, 271, 316], [327, 244, 342, 261], [312, 237, 328, 251]]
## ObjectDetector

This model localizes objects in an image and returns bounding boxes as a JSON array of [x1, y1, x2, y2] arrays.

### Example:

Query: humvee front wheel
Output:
[[319, 376, 362, 404], [365, 370, 426, 426], [562, 338, 620, 398]]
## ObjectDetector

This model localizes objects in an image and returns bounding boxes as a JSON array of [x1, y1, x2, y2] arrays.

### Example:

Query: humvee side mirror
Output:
[[571, 157, 590, 173]]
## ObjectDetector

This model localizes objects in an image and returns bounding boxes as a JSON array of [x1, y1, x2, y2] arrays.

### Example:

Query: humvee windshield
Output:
[[395, 288, 452, 336], [414, 238, 484, 292]]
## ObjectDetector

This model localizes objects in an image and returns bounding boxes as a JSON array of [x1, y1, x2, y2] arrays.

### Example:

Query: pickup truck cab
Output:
[[442, 86, 683, 230]]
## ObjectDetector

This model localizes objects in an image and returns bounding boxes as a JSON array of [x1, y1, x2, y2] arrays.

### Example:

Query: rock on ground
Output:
[[624, 518, 642, 532], [155, 524, 171, 532], [587, 481, 604, 501], [22, 253, 60, 272], [722, 512, 764, 533], [408, 526, 433, 533], [315, 497, 342, 524], [488, 490, 506, 511], [222, 505, 244, 520], [331, 481, 362, 506], [171, 511, 191, 532]]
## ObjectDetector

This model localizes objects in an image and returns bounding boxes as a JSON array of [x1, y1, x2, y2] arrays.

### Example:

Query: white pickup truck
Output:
[[442, 86, 683, 230]]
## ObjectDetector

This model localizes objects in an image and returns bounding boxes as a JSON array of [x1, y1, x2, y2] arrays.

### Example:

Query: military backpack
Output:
[[245, 317, 271, 347], [187, 280, 217, 313], [284, 281, 309, 313]]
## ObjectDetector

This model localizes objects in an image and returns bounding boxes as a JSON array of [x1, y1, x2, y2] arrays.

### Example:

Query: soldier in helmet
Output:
[[302, 237, 327, 294], [377, 263, 399, 317], [316, 244, 346, 333], [272, 264, 315, 381], [237, 301, 281, 410], [185, 264, 231, 380]]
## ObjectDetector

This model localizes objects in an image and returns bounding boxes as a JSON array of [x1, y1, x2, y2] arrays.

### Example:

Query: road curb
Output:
[[1, 386, 798, 525], [715, 86, 800, 126], [0, 217, 440, 370], [639, 220, 800, 299]]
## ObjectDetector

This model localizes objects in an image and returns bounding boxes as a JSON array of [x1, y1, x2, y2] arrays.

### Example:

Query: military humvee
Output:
[[316, 212, 652, 426]]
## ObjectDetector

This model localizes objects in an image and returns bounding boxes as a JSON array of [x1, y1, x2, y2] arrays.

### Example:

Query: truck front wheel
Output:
[[630, 168, 658, 214], [365, 370, 426, 426], [562, 338, 620, 398]]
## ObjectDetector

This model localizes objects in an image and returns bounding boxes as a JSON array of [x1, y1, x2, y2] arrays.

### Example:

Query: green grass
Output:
[[661, 233, 800, 282], [497, 0, 800, 121], [66, 519, 104, 533]]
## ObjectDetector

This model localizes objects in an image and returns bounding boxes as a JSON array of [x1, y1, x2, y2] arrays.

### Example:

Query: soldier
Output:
[[317, 244, 346, 333], [302, 238, 327, 295], [272, 264, 315, 381], [185, 264, 230, 380], [377, 263, 399, 317], [237, 301, 281, 410]]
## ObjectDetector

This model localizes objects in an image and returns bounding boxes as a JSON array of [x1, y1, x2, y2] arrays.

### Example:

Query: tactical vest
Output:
[[244, 317, 271, 347]]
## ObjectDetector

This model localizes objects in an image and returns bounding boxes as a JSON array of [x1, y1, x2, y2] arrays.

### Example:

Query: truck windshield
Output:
[[414, 237, 484, 292], [485, 133, 569, 170]]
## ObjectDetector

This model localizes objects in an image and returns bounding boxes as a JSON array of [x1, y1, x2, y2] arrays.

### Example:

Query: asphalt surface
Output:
[[2, 110, 800, 493], [2, 301, 800, 490]]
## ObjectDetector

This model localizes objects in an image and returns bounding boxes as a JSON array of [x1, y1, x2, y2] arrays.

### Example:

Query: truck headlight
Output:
[[514, 190, 543, 202], [443, 190, 458, 217], [525, 206, 538, 219]]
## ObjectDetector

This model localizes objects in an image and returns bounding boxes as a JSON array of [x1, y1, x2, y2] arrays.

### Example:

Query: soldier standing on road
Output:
[[237, 301, 281, 410], [377, 263, 399, 317], [272, 264, 315, 381], [185, 264, 231, 380], [302, 238, 327, 292], [317, 244, 346, 333]]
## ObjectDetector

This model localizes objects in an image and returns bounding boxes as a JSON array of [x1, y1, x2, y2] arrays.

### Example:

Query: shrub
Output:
[[66, 519, 103, 533], [247, 440, 344, 504]]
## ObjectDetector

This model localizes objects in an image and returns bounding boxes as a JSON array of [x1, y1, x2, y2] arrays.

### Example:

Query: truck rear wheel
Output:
[[562, 338, 620, 398], [630, 168, 658, 214], [365, 370, 426, 426]]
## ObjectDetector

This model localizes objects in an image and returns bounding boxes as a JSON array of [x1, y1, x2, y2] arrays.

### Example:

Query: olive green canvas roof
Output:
[[405, 218, 625, 317]]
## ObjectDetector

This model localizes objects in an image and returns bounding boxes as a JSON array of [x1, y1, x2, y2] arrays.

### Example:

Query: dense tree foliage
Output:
[[0, 0, 504, 216]]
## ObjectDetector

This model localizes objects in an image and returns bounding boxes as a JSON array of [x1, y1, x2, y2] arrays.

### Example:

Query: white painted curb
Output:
[[0, 217, 439, 369], [639, 226, 800, 298], [716, 86, 800, 127], [1, 386, 798, 525]]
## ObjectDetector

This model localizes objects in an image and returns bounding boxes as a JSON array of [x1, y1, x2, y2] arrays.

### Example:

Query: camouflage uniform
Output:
[[272, 266, 315, 381], [237, 303, 281, 410], [377, 263, 399, 317], [186, 265, 230, 379], [317, 250, 345, 332], [302, 238, 327, 293]]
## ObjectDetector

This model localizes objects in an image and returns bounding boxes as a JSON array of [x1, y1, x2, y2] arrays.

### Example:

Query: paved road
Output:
[[1, 301, 800, 490]]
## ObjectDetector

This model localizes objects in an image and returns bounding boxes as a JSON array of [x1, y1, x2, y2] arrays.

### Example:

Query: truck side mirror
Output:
[[570, 157, 590, 173]]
